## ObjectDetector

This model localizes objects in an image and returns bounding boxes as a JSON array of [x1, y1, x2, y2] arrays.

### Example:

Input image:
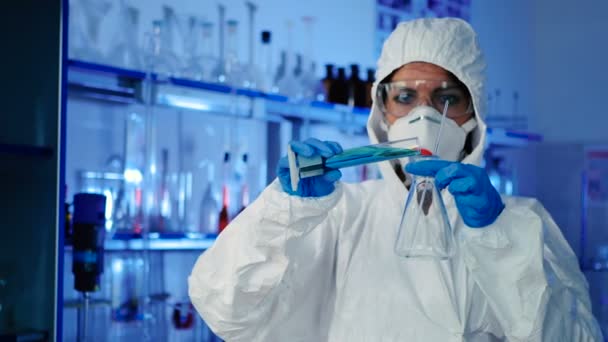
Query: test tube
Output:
[[287, 137, 428, 191]]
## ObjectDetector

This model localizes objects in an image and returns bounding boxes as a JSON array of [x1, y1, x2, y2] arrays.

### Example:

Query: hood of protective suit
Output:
[[368, 17, 487, 184]]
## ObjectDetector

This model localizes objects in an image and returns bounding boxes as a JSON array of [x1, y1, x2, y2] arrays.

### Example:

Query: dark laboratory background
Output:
[[1, 0, 608, 341]]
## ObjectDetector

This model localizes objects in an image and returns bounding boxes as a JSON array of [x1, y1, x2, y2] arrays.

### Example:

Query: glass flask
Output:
[[108, 254, 146, 340], [107, 0, 142, 69], [300, 16, 318, 100], [69, 0, 111, 63], [199, 21, 219, 82], [256, 30, 273, 93], [394, 155, 454, 259], [145, 20, 179, 81], [221, 19, 245, 87], [198, 161, 220, 235], [178, 16, 204, 80]]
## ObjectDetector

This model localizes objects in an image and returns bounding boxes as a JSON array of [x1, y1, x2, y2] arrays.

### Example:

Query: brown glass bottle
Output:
[[321, 64, 334, 102], [329, 67, 349, 104], [348, 64, 367, 108], [364, 68, 376, 108]]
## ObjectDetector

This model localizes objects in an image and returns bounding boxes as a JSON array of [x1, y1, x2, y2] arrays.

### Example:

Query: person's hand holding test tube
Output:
[[280, 137, 427, 197], [277, 138, 344, 197]]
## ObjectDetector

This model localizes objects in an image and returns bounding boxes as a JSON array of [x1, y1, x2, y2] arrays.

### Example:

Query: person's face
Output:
[[382, 62, 474, 126]]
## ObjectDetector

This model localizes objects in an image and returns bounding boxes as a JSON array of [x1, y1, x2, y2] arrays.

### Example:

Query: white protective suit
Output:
[[189, 18, 603, 341]]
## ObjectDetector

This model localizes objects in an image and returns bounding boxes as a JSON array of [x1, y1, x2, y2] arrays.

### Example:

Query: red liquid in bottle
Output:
[[218, 185, 230, 232]]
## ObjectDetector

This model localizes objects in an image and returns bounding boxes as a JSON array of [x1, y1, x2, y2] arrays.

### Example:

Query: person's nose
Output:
[[417, 93, 434, 107]]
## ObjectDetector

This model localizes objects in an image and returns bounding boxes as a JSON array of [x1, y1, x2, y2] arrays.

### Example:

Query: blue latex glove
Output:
[[277, 138, 343, 197], [405, 160, 505, 228]]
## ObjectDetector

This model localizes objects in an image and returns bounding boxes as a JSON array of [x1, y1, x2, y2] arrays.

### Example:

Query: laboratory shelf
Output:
[[66, 59, 543, 145], [0, 143, 54, 158], [104, 236, 215, 251], [582, 267, 608, 273], [66, 59, 372, 122], [68, 59, 146, 80], [65, 233, 217, 252], [486, 127, 543, 147]]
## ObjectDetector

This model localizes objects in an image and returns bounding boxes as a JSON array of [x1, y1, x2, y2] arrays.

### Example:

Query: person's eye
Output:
[[436, 94, 462, 106], [393, 92, 415, 105]]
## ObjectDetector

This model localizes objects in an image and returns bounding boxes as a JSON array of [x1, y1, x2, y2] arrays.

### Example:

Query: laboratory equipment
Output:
[[198, 162, 220, 235], [148, 148, 172, 232], [275, 20, 300, 96], [364, 68, 375, 108], [395, 101, 455, 259], [287, 137, 424, 192], [72, 193, 107, 341], [257, 31, 274, 92], [179, 16, 204, 80], [394, 155, 454, 258], [69, 0, 111, 64], [106, 1, 142, 69], [319, 64, 335, 102], [145, 19, 179, 81], [272, 51, 287, 94], [244, 2, 258, 89], [300, 16, 317, 100], [329, 67, 349, 104], [237, 153, 250, 214], [213, 4, 226, 83], [348, 64, 367, 108], [221, 19, 244, 87], [219, 152, 231, 232], [199, 21, 219, 82]]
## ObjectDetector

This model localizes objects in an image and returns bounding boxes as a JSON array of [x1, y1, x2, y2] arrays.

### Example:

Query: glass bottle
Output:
[[237, 153, 250, 214], [364, 68, 375, 108], [107, 1, 142, 70], [329, 67, 349, 104], [272, 50, 287, 94], [319, 64, 335, 102], [151, 148, 172, 232], [218, 152, 231, 232], [179, 16, 203, 80], [199, 21, 218, 82], [218, 186, 230, 233], [198, 162, 219, 235], [222, 19, 243, 87], [145, 20, 178, 81], [69, 0, 111, 64], [348, 64, 366, 108], [257, 31, 273, 93], [300, 16, 317, 100]]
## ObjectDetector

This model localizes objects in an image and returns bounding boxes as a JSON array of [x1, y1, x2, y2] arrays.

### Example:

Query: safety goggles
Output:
[[376, 80, 473, 119]]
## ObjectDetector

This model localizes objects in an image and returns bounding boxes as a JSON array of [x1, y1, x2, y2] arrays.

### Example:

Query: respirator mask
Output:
[[377, 79, 477, 165]]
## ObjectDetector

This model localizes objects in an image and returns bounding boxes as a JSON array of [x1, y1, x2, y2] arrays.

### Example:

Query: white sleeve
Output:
[[458, 197, 603, 341], [188, 180, 343, 342]]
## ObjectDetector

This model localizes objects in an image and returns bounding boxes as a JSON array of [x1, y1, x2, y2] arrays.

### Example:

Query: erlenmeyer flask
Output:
[[179, 16, 204, 80], [69, 0, 111, 63], [199, 21, 219, 82], [394, 156, 454, 259], [107, 1, 142, 69], [144, 18, 179, 80]]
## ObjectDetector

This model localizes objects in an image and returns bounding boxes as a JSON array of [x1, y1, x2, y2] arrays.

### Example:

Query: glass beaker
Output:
[[394, 155, 454, 259]]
